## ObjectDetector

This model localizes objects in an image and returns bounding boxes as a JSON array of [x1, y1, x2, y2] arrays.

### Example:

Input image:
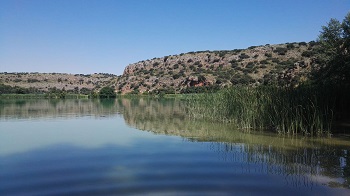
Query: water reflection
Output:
[[0, 99, 119, 119], [115, 98, 350, 190], [0, 98, 349, 193]]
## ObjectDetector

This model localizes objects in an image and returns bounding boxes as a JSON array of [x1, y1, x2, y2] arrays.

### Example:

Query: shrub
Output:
[[198, 75, 206, 82], [279, 60, 295, 69], [260, 60, 269, 64], [164, 56, 169, 62], [248, 46, 257, 49], [239, 53, 250, 59], [194, 61, 201, 65], [80, 87, 92, 95], [231, 63, 238, 68], [173, 74, 181, 79], [235, 66, 243, 71], [265, 53, 272, 57], [286, 43, 295, 49], [246, 62, 255, 69], [213, 59, 220, 63], [27, 78, 40, 83], [153, 62, 160, 67], [308, 41, 317, 47], [273, 47, 288, 55], [301, 51, 314, 57], [99, 86, 116, 98], [271, 58, 280, 63]]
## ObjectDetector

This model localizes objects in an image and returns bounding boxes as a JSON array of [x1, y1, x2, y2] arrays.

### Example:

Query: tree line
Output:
[[0, 84, 116, 99]]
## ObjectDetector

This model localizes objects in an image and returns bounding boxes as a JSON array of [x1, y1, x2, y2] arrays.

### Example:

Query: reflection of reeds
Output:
[[136, 108, 349, 189], [108, 97, 350, 189], [186, 85, 350, 135], [205, 139, 350, 189]]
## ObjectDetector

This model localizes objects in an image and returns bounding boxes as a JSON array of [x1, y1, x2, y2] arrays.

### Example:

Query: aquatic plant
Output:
[[186, 85, 349, 136]]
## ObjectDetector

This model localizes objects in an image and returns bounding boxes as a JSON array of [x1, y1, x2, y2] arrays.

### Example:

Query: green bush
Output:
[[99, 86, 116, 98], [239, 53, 250, 59], [301, 51, 314, 57], [265, 53, 272, 57], [286, 43, 295, 49], [260, 60, 269, 64], [246, 62, 255, 69], [273, 47, 288, 55]]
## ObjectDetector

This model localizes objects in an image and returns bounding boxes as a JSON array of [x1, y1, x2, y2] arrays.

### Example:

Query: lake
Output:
[[0, 98, 349, 195]]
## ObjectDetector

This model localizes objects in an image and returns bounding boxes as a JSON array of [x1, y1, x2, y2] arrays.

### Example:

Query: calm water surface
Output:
[[0, 98, 349, 195]]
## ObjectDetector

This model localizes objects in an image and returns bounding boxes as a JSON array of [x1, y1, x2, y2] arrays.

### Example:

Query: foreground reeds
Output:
[[186, 85, 349, 136]]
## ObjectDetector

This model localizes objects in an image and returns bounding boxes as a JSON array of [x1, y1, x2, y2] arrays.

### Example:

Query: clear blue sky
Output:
[[1, 0, 349, 75]]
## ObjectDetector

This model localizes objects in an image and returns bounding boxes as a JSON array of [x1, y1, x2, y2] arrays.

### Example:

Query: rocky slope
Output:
[[0, 72, 118, 93], [116, 42, 319, 94]]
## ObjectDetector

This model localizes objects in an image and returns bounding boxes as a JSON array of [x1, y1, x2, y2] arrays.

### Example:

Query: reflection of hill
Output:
[[0, 99, 119, 119], [118, 98, 350, 189], [117, 98, 187, 132]]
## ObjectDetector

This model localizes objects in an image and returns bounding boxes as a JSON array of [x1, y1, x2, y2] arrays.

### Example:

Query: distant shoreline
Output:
[[0, 93, 90, 99]]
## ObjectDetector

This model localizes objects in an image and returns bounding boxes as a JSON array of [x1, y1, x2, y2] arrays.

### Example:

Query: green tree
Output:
[[99, 86, 116, 98], [313, 12, 350, 86]]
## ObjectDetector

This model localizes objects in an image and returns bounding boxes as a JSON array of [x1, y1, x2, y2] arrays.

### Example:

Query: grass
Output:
[[186, 85, 349, 136]]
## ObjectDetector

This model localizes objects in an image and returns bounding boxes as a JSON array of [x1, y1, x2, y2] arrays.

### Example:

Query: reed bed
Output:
[[186, 85, 348, 136]]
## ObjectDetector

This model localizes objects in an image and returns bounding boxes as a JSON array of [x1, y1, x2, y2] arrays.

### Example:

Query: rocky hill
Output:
[[0, 72, 118, 94], [116, 41, 319, 94], [1, 41, 320, 95]]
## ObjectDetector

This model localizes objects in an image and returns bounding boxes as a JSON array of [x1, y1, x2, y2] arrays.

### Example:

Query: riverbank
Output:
[[0, 94, 90, 99]]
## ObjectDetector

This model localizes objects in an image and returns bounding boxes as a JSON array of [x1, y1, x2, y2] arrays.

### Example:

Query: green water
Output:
[[0, 98, 349, 195]]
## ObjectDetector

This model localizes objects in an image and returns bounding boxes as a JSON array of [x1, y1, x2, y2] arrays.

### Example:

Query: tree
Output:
[[99, 86, 116, 98], [313, 12, 350, 86]]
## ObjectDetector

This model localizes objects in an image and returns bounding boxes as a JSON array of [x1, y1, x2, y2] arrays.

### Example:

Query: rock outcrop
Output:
[[116, 42, 319, 94]]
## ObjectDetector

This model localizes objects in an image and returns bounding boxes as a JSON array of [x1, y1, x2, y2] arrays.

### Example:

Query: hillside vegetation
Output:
[[0, 73, 118, 95], [117, 42, 319, 94]]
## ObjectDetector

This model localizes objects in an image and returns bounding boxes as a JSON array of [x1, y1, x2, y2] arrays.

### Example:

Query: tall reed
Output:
[[186, 85, 345, 135]]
